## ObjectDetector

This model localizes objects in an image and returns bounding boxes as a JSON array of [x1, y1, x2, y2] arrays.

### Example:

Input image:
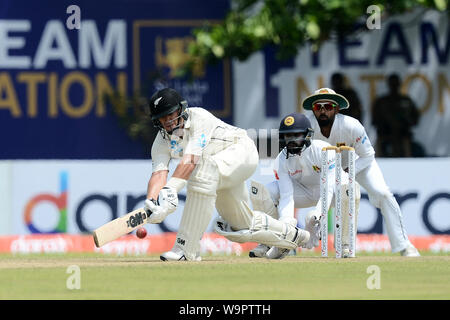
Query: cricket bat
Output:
[[93, 207, 151, 247]]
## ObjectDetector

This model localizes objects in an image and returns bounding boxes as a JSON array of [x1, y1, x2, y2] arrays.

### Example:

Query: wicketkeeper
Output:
[[303, 88, 420, 257], [249, 113, 361, 259], [145, 88, 310, 261]]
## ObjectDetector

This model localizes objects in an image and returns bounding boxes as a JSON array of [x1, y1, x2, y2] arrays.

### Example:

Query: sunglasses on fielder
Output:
[[312, 101, 338, 111]]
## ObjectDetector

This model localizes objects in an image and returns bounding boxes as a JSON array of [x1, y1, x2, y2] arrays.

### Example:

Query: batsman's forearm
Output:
[[147, 170, 168, 199], [171, 154, 198, 181]]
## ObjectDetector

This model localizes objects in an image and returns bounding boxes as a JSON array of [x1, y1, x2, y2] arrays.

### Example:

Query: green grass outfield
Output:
[[0, 251, 448, 300]]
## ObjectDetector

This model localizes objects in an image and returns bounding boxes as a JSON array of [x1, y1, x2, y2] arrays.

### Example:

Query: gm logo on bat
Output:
[[126, 211, 149, 228]]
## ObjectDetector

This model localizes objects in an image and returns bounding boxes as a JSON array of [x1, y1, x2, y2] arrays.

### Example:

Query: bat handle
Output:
[[93, 231, 100, 248]]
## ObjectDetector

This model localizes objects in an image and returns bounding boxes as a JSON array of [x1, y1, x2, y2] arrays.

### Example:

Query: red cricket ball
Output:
[[136, 227, 147, 239]]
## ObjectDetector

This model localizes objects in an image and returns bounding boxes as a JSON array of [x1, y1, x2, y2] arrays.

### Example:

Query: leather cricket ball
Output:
[[136, 227, 147, 239]]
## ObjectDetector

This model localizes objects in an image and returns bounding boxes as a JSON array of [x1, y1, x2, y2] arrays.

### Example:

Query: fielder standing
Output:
[[249, 113, 360, 259], [302, 88, 420, 257], [145, 88, 310, 261]]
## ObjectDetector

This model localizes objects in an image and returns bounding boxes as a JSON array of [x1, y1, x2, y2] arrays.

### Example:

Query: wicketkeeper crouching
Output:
[[144, 88, 311, 261]]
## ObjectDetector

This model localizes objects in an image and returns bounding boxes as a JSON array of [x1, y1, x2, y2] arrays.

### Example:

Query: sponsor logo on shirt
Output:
[[274, 170, 280, 180], [170, 140, 183, 154], [362, 135, 368, 144], [312, 165, 321, 173], [288, 169, 302, 176], [197, 133, 207, 148], [356, 135, 368, 144]]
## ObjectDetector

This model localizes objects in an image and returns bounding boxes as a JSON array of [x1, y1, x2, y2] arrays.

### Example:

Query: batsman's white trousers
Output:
[[172, 134, 259, 260], [213, 135, 259, 229]]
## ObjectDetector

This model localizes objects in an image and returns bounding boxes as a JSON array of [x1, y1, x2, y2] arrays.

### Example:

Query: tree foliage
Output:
[[185, 0, 448, 73]]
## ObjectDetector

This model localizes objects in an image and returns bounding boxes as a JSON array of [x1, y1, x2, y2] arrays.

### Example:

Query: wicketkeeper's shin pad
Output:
[[341, 182, 361, 246], [215, 209, 301, 250]]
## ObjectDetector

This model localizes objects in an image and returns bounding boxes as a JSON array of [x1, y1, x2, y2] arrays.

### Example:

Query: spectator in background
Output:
[[372, 74, 421, 157], [331, 73, 363, 123]]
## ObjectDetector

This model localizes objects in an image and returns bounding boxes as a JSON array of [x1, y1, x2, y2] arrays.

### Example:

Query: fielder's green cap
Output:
[[302, 88, 350, 110]]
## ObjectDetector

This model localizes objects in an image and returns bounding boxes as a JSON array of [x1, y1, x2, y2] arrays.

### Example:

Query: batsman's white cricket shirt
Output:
[[151, 107, 247, 172]]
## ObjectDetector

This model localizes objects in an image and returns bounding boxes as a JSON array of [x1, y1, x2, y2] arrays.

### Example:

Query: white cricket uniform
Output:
[[152, 107, 251, 169], [151, 107, 259, 260], [267, 140, 340, 221], [306, 113, 413, 253]]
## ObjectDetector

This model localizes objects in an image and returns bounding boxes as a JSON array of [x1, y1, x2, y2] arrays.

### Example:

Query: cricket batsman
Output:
[[303, 88, 420, 257], [249, 113, 361, 259], [144, 88, 310, 261]]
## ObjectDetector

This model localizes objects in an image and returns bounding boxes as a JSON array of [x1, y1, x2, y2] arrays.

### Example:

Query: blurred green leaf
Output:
[[179, 0, 447, 77]]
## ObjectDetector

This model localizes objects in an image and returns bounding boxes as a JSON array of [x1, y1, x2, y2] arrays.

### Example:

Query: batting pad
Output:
[[174, 189, 216, 260], [214, 211, 304, 250], [250, 180, 278, 219], [173, 158, 219, 260]]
